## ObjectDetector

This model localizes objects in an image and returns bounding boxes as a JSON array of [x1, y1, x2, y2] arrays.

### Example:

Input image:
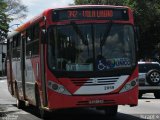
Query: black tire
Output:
[[138, 93, 143, 99], [39, 108, 50, 119], [16, 99, 25, 109], [154, 91, 160, 99], [146, 69, 160, 86], [104, 105, 118, 117]]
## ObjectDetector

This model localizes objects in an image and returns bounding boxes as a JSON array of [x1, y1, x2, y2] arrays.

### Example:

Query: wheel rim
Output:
[[150, 72, 160, 83]]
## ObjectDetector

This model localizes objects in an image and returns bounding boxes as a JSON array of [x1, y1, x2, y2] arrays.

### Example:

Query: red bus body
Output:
[[7, 5, 138, 113]]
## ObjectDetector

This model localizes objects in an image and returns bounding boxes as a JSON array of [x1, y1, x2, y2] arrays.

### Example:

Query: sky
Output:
[[10, 0, 74, 30]]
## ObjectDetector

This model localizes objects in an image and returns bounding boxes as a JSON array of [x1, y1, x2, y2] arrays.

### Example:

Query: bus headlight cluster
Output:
[[120, 78, 137, 93], [48, 80, 71, 95]]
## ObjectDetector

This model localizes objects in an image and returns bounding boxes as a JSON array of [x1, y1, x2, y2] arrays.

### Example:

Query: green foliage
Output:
[[125, 0, 160, 58], [0, 0, 7, 10], [75, 0, 124, 5], [124, 0, 160, 31], [0, 0, 9, 42], [0, 0, 28, 42]]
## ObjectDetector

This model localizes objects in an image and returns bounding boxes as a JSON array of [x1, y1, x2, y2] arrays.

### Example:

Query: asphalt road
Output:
[[0, 79, 160, 120]]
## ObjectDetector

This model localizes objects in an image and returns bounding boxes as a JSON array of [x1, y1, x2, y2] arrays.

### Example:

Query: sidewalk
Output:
[[0, 76, 7, 80]]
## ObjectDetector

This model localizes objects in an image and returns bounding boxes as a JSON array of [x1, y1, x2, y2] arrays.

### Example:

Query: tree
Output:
[[5, 0, 28, 20], [124, 0, 160, 59], [0, 0, 28, 42], [75, 0, 124, 5], [0, 0, 9, 42]]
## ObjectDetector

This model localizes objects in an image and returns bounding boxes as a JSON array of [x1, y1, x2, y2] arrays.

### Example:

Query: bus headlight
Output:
[[120, 78, 137, 93], [48, 81, 71, 95]]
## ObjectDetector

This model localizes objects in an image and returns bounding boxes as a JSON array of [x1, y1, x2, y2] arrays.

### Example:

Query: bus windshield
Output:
[[48, 23, 135, 72]]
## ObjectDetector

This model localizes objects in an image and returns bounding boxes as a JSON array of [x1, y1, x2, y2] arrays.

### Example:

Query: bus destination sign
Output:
[[67, 10, 113, 18], [52, 8, 129, 21]]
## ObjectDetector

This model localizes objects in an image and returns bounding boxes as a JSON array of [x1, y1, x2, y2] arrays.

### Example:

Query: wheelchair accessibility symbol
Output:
[[98, 60, 106, 70]]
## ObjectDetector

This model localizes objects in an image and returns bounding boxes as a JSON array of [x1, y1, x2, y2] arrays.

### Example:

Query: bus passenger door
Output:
[[25, 27, 38, 105], [15, 37, 23, 98], [11, 35, 24, 99], [7, 39, 14, 95], [39, 27, 48, 107], [22, 33, 36, 103]]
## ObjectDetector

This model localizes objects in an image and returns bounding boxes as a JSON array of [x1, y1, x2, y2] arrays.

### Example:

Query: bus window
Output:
[[32, 24, 39, 56], [48, 28, 57, 70], [26, 25, 39, 57], [48, 25, 93, 71], [33, 24, 39, 40]]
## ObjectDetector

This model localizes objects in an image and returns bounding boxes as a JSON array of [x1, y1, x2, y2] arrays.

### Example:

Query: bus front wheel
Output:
[[104, 105, 118, 117], [38, 107, 49, 119], [154, 91, 160, 99], [16, 99, 25, 109]]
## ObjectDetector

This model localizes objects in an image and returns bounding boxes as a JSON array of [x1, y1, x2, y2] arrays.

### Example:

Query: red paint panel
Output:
[[47, 86, 138, 110]]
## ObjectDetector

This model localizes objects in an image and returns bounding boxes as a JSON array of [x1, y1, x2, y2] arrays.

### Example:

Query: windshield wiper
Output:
[[100, 21, 113, 47], [70, 21, 88, 45], [99, 21, 113, 56]]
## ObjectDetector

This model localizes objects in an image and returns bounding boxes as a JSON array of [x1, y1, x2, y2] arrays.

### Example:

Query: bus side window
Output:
[[26, 29, 32, 58], [7, 39, 10, 59], [32, 24, 39, 56], [26, 28, 32, 42], [12, 36, 17, 60], [26, 24, 39, 58], [48, 28, 56, 70], [16, 34, 21, 60]]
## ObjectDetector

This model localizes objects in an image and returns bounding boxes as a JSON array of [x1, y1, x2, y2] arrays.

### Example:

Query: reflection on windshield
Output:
[[100, 21, 113, 47], [48, 23, 135, 72]]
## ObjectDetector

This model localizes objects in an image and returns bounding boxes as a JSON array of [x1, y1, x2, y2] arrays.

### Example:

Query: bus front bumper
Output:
[[46, 85, 138, 111]]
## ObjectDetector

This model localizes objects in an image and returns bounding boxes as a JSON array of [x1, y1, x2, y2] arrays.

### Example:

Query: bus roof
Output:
[[50, 5, 130, 10]]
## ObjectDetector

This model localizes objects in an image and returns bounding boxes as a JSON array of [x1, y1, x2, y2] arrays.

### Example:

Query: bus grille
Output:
[[71, 77, 119, 86], [76, 100, 116, 106]]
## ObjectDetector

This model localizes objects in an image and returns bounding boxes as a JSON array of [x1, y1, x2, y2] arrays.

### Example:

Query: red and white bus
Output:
[[7, 5, 138, 117]]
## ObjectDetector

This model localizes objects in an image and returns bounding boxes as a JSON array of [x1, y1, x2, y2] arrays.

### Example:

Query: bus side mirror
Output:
[[41, 29, 46, 44]]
